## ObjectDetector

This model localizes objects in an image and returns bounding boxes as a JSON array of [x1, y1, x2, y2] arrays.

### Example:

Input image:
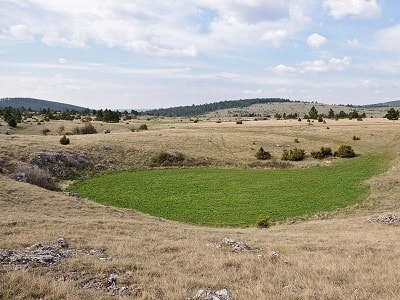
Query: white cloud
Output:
[[272, 56, 351, 74], [196, 0, 290, 23], [7, 24, 35, 42], [347, 38, 359, 47], [328, 56, 351, 71], [299, 60, 328, 73], [323, 0, 381, 19], [272, 64, 297, 74], [58, 58, 67, 64], [375, 24, 400, 52], [0, 0, 314, 54], [307, 33, 326, 48], [262, 29, 288, 47]]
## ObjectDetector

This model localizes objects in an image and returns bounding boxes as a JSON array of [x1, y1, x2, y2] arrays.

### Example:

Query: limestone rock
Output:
[[190, 288, 233, 300]]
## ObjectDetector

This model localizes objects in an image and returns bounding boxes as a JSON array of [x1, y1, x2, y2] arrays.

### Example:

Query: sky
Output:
[[0, 0, 399, 109]]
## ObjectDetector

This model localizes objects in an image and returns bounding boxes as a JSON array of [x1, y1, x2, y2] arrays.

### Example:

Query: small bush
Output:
[[281, 147, 305, 161], [59, 135, 70, 145], [294, 138, 299, 143], [353, 135, 360, 140], [152, 151, 186, 166], [335, 145, 356, 158], [255, 147, 271, 160], [257, 213, 273, 228], [80, 122, 97, 134], [311, 147, 332, 159], [14, 164, 56, 190], [42, 128, 51, 135], [72, 126, 80, 135], [139, 124, 148, 130], [236, 120, 243, 124], [7, 119, 17, 128]]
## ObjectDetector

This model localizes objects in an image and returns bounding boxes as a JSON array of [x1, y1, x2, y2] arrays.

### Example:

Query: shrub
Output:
[[256, 213, 273, 228], [14, 164, 55, 190], [80, 122, 97, 134], [236, 120, 243, 124], [294, 138, 299, 143], [335, 145, 356, 158], [72, 126, 80, 135], [152, 151, 186, 166], [42, 128, 51, 135], [59, 135, 70, 145], [255, 147, 272, 160], [139, 124, 148, 130], [7, 119, 17, 128], [281, 147, 305, 161], [311, 147, 332, 159], [353, 135, 360, 140]]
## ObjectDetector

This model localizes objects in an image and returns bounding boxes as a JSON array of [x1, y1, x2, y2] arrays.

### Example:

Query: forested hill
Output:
[[147, 98, 291, 117], [0, 98, 88, 112]]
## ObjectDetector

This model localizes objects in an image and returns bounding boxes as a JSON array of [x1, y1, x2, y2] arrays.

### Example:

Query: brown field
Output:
[[1, 115, 400, 299]]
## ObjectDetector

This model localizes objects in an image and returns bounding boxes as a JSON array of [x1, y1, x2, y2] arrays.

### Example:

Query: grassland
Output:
[[71, 154, 387, 226], [2, 113, 400, 299]]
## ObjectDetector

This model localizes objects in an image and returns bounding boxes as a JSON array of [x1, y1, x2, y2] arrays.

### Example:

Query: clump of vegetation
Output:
[[152, 151, 186, 166], [72, 122, 97, 135], [256, 213, 273, 228], [14, 164, 56, 190], [59, 135, 70, 145], [7, 119, 17, 128], [255, 147, 271, 160], [311, 147, 332, 159], [335, 145, 356, 158], [139, 124, 148, 130], [294, 138, 300, 143], [281, 147, 305, 161], [385, 108, 399, 120], [42, 128, 51, 135], [236, 120, 243, 124], [353, 136, 360, 141], [80, 122, 97, 134]]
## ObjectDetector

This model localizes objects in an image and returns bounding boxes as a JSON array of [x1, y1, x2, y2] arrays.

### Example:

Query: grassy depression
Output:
[[71, 154, 387, 226]]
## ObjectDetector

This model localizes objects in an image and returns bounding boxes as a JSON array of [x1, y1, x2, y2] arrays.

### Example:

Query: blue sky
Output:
[[0, 0, 399, 109]]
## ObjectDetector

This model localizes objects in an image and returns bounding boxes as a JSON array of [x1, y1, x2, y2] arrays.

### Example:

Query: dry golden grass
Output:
[[2, 117, 400, 299]]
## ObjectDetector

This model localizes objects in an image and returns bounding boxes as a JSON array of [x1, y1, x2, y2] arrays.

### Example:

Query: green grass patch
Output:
[[71, 154, 387, 227]]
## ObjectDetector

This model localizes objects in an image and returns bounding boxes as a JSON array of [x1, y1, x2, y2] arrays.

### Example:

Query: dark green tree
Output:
[[309, 106, 318, 119], [7, 118, 17, 128], [385, 108, 399, 120]]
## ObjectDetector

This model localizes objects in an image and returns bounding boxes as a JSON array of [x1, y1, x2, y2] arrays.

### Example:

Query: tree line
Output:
[[146, 98, 292, 117]]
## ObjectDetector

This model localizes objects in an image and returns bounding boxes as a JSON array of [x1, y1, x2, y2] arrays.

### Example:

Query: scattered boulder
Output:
[[0, 239, 73, 267], [30, 151, 90, 178], [190, 289, 233, 300], [83, 272, 142, 297], [220, 238, 251, 251], [283, 284, 302, 293], [0, 238, 108, 268], [368, 213, 400, 224]]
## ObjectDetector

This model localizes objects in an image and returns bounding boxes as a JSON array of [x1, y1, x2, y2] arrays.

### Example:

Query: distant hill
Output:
[[147, 98, 291, 117], [0, 98, 88, 112], [362, 100, 400, 108]]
